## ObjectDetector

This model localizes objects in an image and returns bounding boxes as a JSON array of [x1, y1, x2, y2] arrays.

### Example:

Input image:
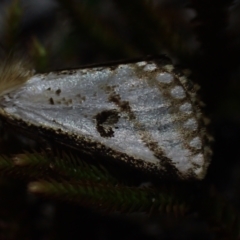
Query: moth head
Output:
[[0, 57, 34, 97]]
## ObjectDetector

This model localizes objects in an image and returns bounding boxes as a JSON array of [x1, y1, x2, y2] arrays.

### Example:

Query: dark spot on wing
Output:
[[54, 97, 73, 105], [56, 89, 61, 95], [49, 97, 54, 105], [108, 93, 135, 120], [104, 85, 115, 93], [95, 110, 119, 138], [47, 87, 51, 91], [109, 65, 119, 71], [57, 70, 76, 75], [76, 94, 86, 103]]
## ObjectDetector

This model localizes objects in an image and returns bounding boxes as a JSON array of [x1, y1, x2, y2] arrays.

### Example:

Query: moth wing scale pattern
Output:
[[0, 57, 212, 180]]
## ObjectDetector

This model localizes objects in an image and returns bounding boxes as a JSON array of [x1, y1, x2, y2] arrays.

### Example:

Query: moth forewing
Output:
[[0, 57, 212, 180]]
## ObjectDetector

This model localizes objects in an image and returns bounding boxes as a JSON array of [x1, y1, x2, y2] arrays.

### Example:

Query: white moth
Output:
[[0, 57, 212, 180]]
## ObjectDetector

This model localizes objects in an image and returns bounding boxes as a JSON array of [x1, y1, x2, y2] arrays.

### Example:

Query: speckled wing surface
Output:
[[0, 58, 212, 180]]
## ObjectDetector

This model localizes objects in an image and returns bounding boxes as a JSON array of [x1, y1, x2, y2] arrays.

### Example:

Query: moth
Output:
[[0, 57, 212, 180]]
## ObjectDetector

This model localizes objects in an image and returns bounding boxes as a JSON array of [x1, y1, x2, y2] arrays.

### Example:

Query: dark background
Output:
[[0, 0, 240, 239]]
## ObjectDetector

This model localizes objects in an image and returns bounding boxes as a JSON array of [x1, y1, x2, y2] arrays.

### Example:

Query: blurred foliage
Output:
[[0, 0, 240, 239]]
